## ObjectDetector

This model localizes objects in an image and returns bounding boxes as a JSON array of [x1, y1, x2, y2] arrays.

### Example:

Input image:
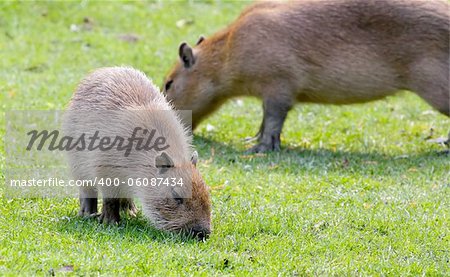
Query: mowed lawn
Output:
[[0, 1, 449, 275]]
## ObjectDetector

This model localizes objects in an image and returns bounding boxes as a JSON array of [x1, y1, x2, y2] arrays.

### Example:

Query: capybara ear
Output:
[[179, 42, 195, 68], [196, 36, 205, 45], [191, 151, 198, 167], [155, 152, 174, 174]]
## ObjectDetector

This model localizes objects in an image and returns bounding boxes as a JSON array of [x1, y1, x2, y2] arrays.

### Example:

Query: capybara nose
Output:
[[190, 226, 210, 241]]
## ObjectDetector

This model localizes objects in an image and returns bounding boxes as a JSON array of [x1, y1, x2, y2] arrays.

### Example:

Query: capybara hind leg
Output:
[[99, 198, 121, 224], [120, 198, 138, 217], [78, 187, 98, 216], [410, 58, 449, 116], [248, 95, 292, 153], [416, 85, 450, 116]]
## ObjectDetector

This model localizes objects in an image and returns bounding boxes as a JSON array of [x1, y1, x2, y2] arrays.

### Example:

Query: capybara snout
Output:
[[190, 226, 211, 241], [142, 164, 211, 237]]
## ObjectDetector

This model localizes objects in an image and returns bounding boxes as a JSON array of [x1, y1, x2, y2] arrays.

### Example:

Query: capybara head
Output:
[[164, 38, 221, 130], [141, 151, 212, 240]]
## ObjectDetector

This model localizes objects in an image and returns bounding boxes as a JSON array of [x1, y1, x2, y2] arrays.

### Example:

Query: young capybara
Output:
[[164, 0, 450, 153], [63, 67, 211, 240]]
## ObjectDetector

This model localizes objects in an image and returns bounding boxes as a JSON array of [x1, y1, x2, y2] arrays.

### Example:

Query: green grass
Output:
[[1, 1, 449, 275]]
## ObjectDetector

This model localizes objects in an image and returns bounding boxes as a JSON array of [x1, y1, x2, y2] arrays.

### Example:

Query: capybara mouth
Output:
[[153, 218, 211, 240], [186, 226, 211, 241], [167, 223, 211, 241]]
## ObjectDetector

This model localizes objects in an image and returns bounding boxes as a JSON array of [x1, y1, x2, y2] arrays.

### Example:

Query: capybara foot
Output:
[[247, 140, 281, 153], [247, 129, 282, 153], [98, 210, 120, 225], [99, 199, 120, 224]]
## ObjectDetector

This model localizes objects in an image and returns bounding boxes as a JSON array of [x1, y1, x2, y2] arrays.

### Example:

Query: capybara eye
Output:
[[157, 164, 173, 169], [164, 80, 173, 92], [175, 198, 184, 205]]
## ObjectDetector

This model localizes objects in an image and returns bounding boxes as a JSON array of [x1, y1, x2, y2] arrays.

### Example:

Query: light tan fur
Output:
[[64, 67, 211, 239], [164, 0, 450, 152]]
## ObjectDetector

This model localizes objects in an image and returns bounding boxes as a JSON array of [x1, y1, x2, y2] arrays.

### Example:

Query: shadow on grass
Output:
[[51, 135, 446, 243], [53, 211, 203, 244], [194, 135, 448, 176]]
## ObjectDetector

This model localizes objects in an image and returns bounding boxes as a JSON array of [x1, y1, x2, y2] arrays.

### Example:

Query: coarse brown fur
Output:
[[64, 67, 211, 239], [164, 0, 450, 153]]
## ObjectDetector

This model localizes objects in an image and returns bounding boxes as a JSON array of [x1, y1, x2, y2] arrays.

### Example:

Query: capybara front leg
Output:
[[248, 97, 292, 153], [78, 187, 98, 217]]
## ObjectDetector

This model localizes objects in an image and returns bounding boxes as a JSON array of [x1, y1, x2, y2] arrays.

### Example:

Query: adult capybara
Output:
[[164, 0, 449, 153], [64, 67, 211, 239]]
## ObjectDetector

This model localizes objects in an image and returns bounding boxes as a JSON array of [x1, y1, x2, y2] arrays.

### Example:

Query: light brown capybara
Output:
[[64, 67, 211, 240], [164, 0, 450, 153]]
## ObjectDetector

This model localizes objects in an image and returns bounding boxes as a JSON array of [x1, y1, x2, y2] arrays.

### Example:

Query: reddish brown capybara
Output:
[[164, 0, 449, 153]]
